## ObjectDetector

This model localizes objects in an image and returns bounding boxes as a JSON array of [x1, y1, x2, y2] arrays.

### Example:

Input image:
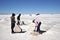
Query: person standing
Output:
[[10, 13, 16, 33], [17, 14, 21, 25], [17, 14, 22, 32]]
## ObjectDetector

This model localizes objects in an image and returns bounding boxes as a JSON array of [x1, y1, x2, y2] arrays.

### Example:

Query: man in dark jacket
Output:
[[11, 13, 16, 33]]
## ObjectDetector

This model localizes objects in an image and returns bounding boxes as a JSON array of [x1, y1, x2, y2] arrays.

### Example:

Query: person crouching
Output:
[[32, 19, 41, 33]]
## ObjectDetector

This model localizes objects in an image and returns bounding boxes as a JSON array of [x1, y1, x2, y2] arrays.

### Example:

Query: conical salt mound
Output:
[[14, 25, 21, 32]]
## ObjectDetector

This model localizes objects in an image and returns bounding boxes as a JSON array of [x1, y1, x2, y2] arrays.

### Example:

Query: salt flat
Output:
[[0, 14, 60, 40]]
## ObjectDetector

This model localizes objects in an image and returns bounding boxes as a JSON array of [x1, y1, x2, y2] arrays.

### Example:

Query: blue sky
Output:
[[0, 0, 60, 14]]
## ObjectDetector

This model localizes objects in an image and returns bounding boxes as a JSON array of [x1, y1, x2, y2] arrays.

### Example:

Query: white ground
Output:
[[0, 14, 60, 40]]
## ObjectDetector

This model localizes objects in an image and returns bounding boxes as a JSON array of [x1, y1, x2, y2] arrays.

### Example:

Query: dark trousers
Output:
[[37, 22, 41, 33], [11, 23, 15, 33]]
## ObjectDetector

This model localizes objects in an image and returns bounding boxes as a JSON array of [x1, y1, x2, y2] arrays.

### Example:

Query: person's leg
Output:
[[18, 21, 20, 25], [13, 23, 15, 32], [38, 22, 41, 33], [11, 23, 14, 33], [37, 26, 39, 32], [11, 23, 15, 33], [34, 26, 37, 32], [37, 22, 41, 33], [38, 26, 40, 33]]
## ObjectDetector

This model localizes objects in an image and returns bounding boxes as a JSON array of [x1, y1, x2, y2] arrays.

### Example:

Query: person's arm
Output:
[[35, 21, 38, 27], [14, 17, 16, 23]]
